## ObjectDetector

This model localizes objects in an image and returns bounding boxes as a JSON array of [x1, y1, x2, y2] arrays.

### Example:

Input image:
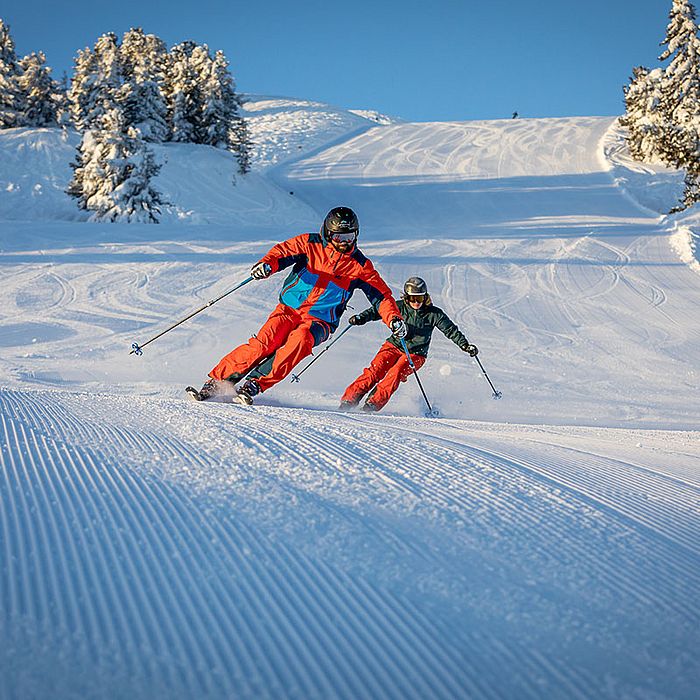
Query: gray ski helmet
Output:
[[322, 206, 359, 242], [404, 276, 428, 297]]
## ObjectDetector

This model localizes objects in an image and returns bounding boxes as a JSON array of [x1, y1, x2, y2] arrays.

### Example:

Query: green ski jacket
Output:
[[353, 299, 469, 357]]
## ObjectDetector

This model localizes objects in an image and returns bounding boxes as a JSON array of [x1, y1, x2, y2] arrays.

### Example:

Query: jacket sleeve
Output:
[[435, 309, 469, 349], [258, 234, 309, 274], [354, 306, 381, 324], [356, 262, 401, 328]]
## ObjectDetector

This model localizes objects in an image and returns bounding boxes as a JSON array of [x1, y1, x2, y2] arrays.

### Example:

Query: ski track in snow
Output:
[[2, 388, 699, 698], [1, 102, 700, 698], [1, 390, 477, 699]]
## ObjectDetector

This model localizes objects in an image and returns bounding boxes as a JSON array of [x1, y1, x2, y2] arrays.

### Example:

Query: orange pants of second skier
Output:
[[341, 341, 426, 411], [209, 303, 324, 392]]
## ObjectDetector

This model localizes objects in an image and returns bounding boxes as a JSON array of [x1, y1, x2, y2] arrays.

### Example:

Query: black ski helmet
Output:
[[404, 276, 428, 296], [322, 206, 359, 243]]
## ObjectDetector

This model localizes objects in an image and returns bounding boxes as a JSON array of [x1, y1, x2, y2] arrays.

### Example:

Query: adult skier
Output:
[[188, 207, 405, 404], [339, 276, 478, 412]]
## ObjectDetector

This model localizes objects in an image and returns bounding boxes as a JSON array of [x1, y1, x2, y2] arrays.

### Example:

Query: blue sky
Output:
[[3, 0, 674, 121]]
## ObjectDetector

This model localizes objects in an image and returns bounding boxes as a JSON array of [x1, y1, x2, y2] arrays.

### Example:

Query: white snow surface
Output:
[[1, 96, 699, 699]]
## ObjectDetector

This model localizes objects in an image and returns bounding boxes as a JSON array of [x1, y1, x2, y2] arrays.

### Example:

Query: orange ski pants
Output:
[[341, 341, 426, 411], [209, 303, 318, 392]]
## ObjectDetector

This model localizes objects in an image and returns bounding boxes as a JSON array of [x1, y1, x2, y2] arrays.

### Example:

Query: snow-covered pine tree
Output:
[[17, 51, 59, 126], [230, 115, 252, 174], [657, 0, 700, 167], [54, 72, 72, 131], [117, 77, 169, 143], [0, 19, 26, 128], [200, 49, 232, 147], [163, 40, 203, 143], [200, 49, 251, 172], [120, 28, 163, 82], [671, 158, 700, 210], [115, 144, 164, 222], [91, 33, 122, 124], [67, 46, 99, 130], [65, 136, 89, 201], [622, 0, 700, 208], [67, 106, 163, 223], [621, 66, 666, 161], [68, 33, 123, 131], [119, 28, 169, 141]]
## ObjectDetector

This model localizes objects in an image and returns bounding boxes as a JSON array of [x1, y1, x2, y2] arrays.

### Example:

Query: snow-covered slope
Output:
[[1, 96, 699, 699]]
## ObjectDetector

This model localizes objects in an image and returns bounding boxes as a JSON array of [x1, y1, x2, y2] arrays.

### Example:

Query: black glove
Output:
[[463, 343, 478, 357], [348, 315, 363, 326], [251, 262, 272, 280], [390, 317, 407, 339]]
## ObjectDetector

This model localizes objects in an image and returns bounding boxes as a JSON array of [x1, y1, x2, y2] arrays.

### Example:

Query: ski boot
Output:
[[186, 378, 237, 401], [186, 378, 221, 401], [233, 378, 261, 406]]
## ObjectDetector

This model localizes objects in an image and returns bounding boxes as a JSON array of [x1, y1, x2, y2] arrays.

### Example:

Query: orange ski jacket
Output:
[[259, 233, 400, 334]]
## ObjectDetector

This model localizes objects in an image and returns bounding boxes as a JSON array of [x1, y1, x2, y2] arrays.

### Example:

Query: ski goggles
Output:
[[406, 294, 426, 303], [328, 230, 357, 243]]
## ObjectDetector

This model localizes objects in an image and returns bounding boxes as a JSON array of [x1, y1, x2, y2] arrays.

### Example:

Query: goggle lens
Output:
[[407, 294, 425, 303], [330, 230, 357, 243]]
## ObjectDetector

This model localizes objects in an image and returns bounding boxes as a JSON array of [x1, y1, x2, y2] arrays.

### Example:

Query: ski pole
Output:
[[399, 337, 437, 417], [290, 323, 353, 382], [473, 354, 503, 399], [130, 275, 254, 356]]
